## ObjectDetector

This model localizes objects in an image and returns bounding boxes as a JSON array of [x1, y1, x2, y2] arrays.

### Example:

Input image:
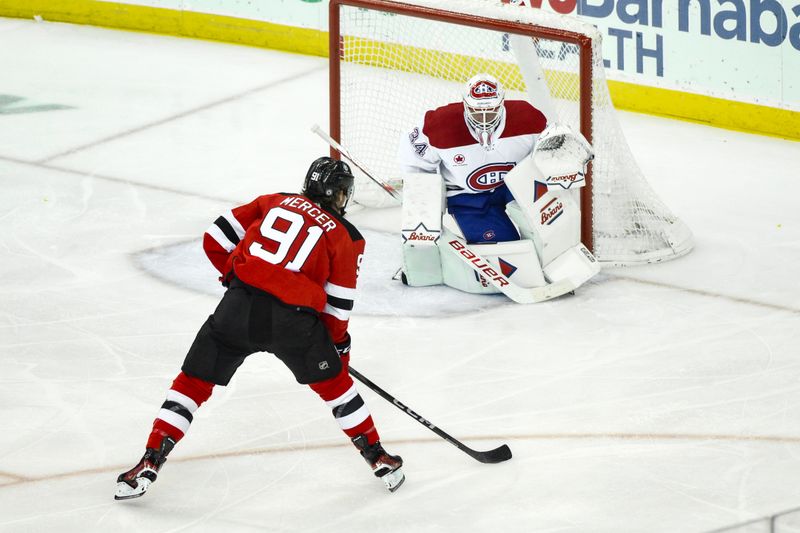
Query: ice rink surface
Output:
[[1, 17, 800, 533]]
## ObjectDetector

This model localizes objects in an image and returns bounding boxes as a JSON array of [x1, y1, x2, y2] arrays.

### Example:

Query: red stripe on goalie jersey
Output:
[[422, 100, 547, 149], [203, 193, 364, 344]]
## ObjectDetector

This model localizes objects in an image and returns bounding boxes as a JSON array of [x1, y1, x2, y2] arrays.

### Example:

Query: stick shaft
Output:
[[348, 366, 512, 463]]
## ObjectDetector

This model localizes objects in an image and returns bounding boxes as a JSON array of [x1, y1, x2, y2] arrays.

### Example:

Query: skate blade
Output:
[[114, 478, 151, 500], [382, 468, 405, 493]]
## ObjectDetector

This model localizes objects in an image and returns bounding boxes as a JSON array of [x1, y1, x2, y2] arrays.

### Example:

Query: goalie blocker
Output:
[[400, 123, 600, 303]]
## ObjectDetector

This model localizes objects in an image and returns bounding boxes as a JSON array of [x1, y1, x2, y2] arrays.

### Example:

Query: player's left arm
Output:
[[202, 197, 267, 277]]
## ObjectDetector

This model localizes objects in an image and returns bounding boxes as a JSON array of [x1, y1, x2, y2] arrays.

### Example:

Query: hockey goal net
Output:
[[329, 0, 693, 264]]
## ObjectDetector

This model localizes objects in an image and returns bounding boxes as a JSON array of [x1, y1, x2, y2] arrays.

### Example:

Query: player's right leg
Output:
[[352, 433, 405, 492], [306, 355, 405, 492], [265, 303, 405, 492], [115, 435, 176, 500]]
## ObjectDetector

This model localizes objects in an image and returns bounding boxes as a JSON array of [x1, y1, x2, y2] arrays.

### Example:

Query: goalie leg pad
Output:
[[440, 233, 574, 303], [469, 240, 546, 288], [402, 245, 444, 286], [401, 171, 445, 286], [543, 243, 601, 288], [439, 235, 500, 295], [438, 229, 546, 294], [508, 199, 599, 288], [506, 190, 582, 267]]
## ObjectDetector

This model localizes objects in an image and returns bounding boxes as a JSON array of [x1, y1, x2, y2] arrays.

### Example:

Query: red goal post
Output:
[[328, 0, 693, 264]]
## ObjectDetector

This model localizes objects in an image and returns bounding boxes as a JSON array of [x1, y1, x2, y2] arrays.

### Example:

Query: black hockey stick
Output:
[[349, 367, 512, 464]]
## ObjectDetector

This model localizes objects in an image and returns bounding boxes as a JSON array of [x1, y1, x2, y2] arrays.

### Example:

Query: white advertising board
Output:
[[95, 0, 800, 112], [516, 0, 800, 111]]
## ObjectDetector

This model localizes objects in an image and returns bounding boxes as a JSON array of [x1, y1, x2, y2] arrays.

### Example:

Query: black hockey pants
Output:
[[181, 277, 342, 386]]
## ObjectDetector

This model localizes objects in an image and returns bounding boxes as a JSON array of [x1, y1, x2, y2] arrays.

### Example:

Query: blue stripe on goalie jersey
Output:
[[332, 394, 365, 419], [214, 216, 240, 245]]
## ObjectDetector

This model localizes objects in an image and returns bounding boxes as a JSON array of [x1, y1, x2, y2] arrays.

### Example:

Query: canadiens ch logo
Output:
[[453, 154, 466, 165], [470, 81, 498, 100], [466, 162, 515, 191]]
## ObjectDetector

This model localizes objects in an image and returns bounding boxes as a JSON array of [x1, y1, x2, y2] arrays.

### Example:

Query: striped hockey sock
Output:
[[328, 384, 379, 444], [311, 371, 380, 445], [146, 372, 214, 449]]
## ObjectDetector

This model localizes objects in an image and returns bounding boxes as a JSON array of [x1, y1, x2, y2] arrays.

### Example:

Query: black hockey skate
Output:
[[352, 434, 405, 492], [114, 437, 175, 500]]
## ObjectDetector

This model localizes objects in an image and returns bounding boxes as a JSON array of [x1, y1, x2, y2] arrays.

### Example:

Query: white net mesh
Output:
[[334, 0, 693, 264]]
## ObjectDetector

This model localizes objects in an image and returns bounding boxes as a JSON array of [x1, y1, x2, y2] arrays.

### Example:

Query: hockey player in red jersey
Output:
[[398, 73, 548, 244], [115, 157, 404, 499]]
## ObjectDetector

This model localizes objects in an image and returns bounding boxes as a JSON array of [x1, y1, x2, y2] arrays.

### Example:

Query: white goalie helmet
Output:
[[463, 73, 506, 150]]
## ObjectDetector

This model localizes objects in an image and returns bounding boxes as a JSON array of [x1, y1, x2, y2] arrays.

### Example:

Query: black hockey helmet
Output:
[[302, 156, 355, 213]]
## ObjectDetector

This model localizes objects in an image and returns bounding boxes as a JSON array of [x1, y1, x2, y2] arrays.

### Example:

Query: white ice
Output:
[[1, 17, 800, 533]]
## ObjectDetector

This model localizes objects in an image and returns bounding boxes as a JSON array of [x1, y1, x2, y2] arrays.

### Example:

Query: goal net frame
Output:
[[328, 0, 693, 264]]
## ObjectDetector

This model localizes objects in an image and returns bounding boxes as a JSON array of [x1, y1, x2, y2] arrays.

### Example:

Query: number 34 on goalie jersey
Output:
[[202, 193, 365, 343]]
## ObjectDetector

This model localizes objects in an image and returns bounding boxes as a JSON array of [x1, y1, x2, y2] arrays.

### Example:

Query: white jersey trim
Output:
[[207, 224, 236, 252], [223, 210, 246, 240], [323, 303, 351, 321], [335, 405, 371, 430], [324, 281, 357, 300], [166, 389, 199, 413]]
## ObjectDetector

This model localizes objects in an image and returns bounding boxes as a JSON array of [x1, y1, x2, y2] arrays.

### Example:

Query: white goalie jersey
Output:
[[397, 100, 548, 197]]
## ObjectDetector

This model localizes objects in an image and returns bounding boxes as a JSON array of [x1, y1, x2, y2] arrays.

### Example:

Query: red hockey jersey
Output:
[[202, 193, 365, 343]]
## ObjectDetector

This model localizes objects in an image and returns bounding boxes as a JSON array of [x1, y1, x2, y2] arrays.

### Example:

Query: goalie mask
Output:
[[463, 73, 506, 151], [302, 156, 355, 214]]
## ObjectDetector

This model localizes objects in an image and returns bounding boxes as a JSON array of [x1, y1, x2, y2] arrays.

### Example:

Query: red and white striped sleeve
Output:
[[202, 198, 264, 276], [320, 226, 365, 345]]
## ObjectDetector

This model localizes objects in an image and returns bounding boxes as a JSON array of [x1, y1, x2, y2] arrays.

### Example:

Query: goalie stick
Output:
[[349, 366, 512, 464], [444, 236, 576, 304], [311, 124, 401, 201]]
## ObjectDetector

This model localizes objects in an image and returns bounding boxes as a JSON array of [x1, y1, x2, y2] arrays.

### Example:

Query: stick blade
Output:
[[471, 444, 512, 464]]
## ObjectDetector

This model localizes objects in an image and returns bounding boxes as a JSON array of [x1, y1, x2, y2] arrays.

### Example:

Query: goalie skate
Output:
[[352, 434, 405, 492], [114, 437, 175, 500]]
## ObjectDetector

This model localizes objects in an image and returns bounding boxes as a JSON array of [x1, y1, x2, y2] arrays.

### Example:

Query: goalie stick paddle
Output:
[[348, 366, 512, 464], [444, 236, 576, 304], [311, 124, 401, 201]]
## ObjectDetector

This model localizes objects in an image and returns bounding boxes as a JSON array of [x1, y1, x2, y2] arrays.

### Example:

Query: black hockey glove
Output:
[[335, 334, 351, 357]]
